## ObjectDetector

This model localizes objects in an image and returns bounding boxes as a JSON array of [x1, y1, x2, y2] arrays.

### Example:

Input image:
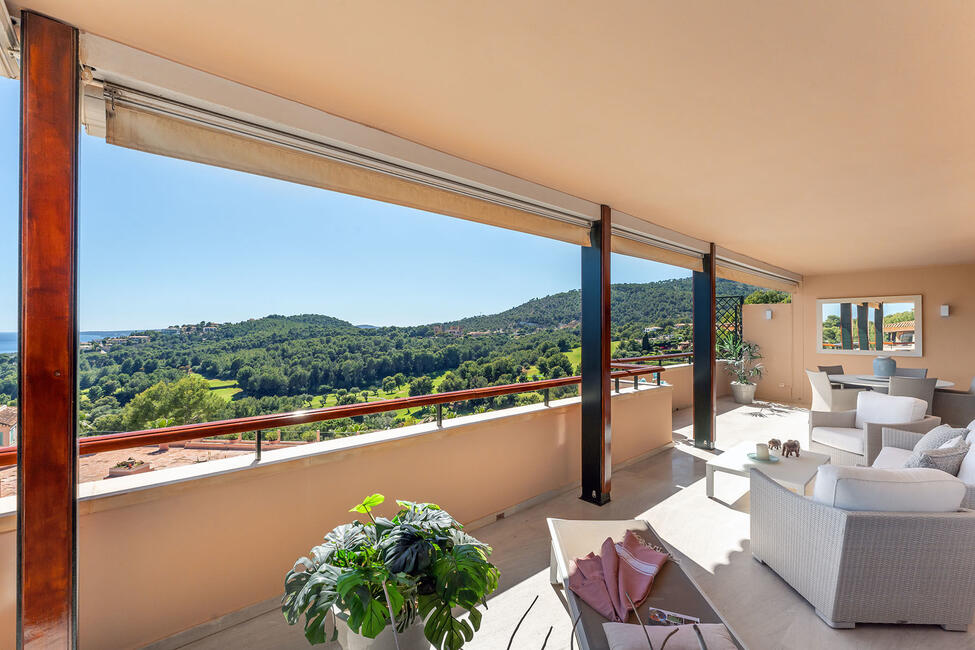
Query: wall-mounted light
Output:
[[940, 304, 950, 317], [765, 309, 773, 320]]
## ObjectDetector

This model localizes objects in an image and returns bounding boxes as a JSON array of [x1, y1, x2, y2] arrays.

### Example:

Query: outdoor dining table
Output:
[[828, 373, 955, 391]]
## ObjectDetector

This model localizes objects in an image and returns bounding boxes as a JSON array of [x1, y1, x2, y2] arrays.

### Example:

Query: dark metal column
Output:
[[856, 302, 869, 351], [580, 205, 611, 505], [874, 303, 884, 350], [18, 12, 79, 649], [692, 243, 716, 449], [840, 303, 853, 350]]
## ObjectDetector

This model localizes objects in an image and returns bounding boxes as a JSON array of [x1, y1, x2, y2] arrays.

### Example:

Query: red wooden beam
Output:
[[18, 12, 79, 648]]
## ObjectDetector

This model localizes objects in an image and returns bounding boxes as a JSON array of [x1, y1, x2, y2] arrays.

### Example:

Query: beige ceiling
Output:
[[10, 0, 975, 275]]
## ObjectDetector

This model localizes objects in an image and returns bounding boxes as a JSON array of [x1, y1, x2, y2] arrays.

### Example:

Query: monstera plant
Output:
[[283, 494, 499, 650]]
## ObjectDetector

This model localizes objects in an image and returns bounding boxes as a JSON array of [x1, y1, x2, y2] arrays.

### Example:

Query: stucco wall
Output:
[[0, 386, 672, 649], [742, 303, 795, 403], [794, 263, 975, 404], [662, 361, 731, 411]]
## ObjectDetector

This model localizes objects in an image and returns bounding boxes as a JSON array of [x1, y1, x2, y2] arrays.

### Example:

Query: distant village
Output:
[[80, 322, 220, 352]]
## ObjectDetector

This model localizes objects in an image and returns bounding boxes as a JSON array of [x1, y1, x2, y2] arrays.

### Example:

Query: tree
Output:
[[382, 376, 397, 393], [437, 371, 464, 393], [121, 375, 225, 430], [744, 289, 792, 304], [641, 332, 651, 351], [408, 376, 433, 397]]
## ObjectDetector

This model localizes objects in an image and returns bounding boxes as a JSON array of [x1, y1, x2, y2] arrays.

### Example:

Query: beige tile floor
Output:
[[165, 398, 974, 650]]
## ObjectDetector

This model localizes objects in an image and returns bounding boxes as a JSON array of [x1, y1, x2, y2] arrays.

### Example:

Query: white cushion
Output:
[[854, 391, 927, 429], [810, 426, 865, 455], [871, 446, 913, 469], [967, 428, 975, 446], [957, 447, 975, 485], [967, 418, 975, 432], [812, 465, 965, 512]]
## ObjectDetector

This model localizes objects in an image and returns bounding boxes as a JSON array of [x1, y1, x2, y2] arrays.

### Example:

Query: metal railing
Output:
[[0, 360, 678, 468]]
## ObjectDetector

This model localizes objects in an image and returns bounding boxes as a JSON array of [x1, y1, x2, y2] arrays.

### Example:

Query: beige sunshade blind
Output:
[[106, 103, 592, 247], [715, 261, 799, 293], [610, 234, 704, 272]]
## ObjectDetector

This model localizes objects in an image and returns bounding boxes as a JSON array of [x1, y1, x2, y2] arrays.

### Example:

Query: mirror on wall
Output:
[[816, 295, 922, 357]]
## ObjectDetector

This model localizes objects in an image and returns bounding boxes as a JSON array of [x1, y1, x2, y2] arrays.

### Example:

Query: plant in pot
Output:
[[283, 494, 499, 650], [718, 338, 764, 404]]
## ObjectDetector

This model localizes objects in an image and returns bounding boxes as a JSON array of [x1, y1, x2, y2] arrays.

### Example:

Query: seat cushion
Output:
[[871, 446, 913, 469], [810, 426, 865, 455], [812, 465, 966, 512], [854, 391, 926, 429]]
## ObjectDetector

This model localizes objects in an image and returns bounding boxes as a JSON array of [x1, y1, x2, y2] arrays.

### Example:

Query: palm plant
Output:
[[717, 338, 764, 385]]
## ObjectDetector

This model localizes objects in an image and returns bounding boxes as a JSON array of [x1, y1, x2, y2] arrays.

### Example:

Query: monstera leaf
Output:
[[380, 524, 435, 574]]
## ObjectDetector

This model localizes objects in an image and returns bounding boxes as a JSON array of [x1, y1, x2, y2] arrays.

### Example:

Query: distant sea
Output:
[[0, 330, 144, 355]]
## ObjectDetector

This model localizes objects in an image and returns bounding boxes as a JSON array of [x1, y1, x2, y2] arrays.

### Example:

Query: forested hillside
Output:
[[0, 277, 759, 440], [449, 277, 757, 332]]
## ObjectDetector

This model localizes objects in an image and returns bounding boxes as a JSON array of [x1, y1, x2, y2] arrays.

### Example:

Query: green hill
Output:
[[446, 277, 758, 331]]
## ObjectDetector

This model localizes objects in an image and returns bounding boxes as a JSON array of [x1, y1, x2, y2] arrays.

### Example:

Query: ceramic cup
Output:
[[755, 443, 770, 460]]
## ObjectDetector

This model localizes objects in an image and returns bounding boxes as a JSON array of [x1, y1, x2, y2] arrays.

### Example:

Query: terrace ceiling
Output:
[[8, 0, 975, 275]]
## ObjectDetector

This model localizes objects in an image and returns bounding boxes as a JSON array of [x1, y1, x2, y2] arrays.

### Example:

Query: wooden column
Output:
[[580, 205, 611, 505], [692, 243, 716, 449], [18, 12, 79, 649]]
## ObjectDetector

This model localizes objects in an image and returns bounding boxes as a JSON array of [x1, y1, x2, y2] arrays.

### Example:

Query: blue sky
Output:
[[0, 77, 687, 331]]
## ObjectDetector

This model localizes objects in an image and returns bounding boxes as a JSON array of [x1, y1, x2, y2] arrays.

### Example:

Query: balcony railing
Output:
[[0, 355, 684, 468]]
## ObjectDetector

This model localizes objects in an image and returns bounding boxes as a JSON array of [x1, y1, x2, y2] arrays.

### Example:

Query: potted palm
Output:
[[283, 494, 499, 650], [719, 339, 764, 404]]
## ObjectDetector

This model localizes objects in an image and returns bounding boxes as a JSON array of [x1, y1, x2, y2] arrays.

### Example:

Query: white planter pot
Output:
[[334, 610, 431, 650], [730, 382, 757, 405]]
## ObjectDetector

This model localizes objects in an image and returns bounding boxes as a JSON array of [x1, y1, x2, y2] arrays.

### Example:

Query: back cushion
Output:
[[855, 391, 926, 429], [812, 465, 965, 512], [958, 447, 975, 485]]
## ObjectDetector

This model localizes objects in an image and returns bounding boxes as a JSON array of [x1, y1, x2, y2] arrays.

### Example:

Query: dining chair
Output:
[[806, 369, 865, 412], [894, 367, 928, 378], [888, 376, 937, 414], [818, 365, 845, 388]]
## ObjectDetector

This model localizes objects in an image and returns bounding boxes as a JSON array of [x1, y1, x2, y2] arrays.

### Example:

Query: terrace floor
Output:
[[161, 397, 974, 650]]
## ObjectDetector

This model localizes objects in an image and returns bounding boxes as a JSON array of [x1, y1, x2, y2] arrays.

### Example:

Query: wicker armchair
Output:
[[749, 469, 975, 631], [808, 408, 940, 466]]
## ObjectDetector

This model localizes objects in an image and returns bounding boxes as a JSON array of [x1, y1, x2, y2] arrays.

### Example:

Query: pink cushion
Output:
[[855, 391, 926, 429]]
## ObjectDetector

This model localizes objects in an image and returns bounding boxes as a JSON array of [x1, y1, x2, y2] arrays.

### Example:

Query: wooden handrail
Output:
[[0, 365, 667, 468], [615, 353, 693, 363]]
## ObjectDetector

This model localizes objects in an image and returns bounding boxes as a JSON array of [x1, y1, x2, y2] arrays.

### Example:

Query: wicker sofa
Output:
[[873, 427, 975, 509], [750, 469, 975, 631]]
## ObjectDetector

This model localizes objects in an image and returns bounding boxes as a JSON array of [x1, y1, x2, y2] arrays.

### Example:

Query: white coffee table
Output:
[[706, 441, 831, 498]]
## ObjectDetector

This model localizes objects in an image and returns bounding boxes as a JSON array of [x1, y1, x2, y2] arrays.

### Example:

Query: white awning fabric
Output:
[[102, 97, 592, 247], [610, 233, 704, 272]]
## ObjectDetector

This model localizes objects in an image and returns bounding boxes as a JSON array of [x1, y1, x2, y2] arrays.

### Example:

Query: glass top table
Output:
[[827, 373, 954, 389]]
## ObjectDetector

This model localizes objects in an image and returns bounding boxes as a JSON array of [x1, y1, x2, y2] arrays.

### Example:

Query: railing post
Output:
[[256, 429, 262, 461], [614, 377, 620, 393], [633, 375, 639, 390], [655, 371, 661, 386], [436, 403, 443, 428], [544, 388, 550, 406]]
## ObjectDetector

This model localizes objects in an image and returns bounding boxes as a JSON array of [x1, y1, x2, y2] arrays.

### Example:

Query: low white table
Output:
[[706, 441, 831, 498]]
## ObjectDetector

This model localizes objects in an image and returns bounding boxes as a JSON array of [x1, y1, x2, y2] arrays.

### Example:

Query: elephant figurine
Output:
[[782, 440, 801, 458], [767, 438, 781, 453]]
